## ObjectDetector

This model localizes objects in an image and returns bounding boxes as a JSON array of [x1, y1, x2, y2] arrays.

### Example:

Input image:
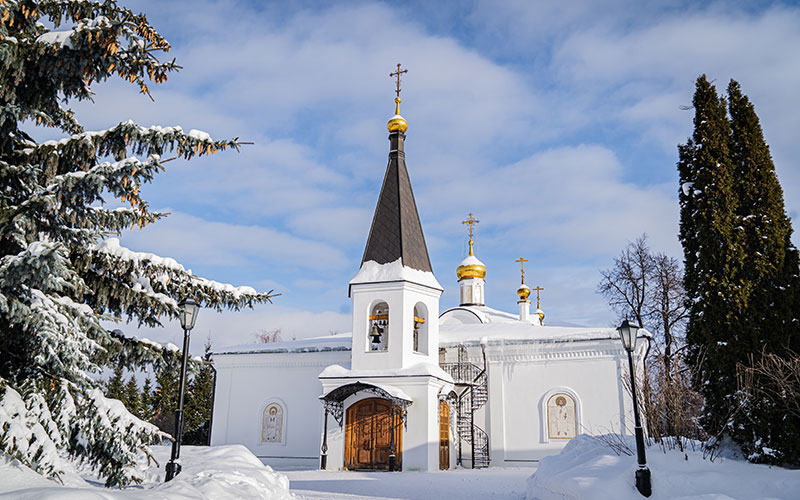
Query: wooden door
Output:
[[439, 400, 450, 470], [345, 398, 402, 470]]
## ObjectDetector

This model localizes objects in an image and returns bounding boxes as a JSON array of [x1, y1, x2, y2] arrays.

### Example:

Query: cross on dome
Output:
[[532, 285, 544, 309], [462, 213, 480, 257], [390, 63, 408, 99], [462, 213, 479, 241], [515, 257, 528, 285]]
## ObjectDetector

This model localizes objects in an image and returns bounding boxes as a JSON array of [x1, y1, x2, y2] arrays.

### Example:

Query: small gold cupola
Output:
[[387, 64, 409, 133], [457, 213, 486, 280], [516, 257, 532, 322], [387, 98, 408, 133], [457, 213, 486, 306]]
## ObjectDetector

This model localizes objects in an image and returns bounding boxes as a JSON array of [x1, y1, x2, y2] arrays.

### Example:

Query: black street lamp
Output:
[[617, 319, 652, 497], [165, 298, 200, 482]]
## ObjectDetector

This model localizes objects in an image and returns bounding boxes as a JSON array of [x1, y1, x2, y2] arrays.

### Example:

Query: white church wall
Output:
[[494, 341, 631, 464], [394, 378, 444, 471], [442, 339, 636, 466], [211, 350, 350, 468]]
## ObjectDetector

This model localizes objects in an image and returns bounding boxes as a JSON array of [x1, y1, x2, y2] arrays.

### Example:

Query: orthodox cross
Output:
[[390, 63, 408, 98], [515, 257, 528, 284], [462, 213, 479, 241], [532, 285, 544, 309]]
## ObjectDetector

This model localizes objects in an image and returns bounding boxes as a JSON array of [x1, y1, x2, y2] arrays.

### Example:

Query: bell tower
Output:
[[349, 66, 442, 371]]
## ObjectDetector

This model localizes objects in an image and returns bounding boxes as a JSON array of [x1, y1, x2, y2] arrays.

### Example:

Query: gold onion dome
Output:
[[457, 241, 486, 280], [517, 283, 531, 301], [387, 97, 408, 133]]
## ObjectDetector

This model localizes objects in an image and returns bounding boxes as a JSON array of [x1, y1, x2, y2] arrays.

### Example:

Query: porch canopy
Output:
[[319, 380, 412, 426]]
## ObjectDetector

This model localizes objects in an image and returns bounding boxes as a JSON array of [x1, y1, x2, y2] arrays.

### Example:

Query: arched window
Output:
[[261, 402, 285, 443], [546, 392, 577, 440], [413, 303, 428, 354], [369, 302, 389, 351]]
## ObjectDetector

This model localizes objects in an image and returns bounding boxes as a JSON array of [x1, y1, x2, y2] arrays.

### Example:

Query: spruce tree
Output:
[[726, 80, 800, 463], [123, 374, 140, 417], [105, 366, 125, 400], [678, 75, 744, 439], [140, 376, 153, 420], [183, 340, 214, 445], [152, 359, 178, 435], [0, 0, 275, 486]]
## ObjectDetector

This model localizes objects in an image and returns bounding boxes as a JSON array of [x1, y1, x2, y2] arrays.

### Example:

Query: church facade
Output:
[[209, 90, 648, 471]]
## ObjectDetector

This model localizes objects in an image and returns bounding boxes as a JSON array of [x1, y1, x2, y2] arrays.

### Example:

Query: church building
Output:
[[210, 75, 648, 471]]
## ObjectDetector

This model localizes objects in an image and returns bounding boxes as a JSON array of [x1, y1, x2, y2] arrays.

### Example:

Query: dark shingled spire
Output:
[[361, 131, 433, 273]]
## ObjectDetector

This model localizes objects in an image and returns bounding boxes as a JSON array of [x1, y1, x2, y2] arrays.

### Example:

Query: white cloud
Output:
[[119, 211, 350, 274]]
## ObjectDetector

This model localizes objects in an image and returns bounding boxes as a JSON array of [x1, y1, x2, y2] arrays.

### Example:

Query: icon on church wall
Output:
[[261, 402, 284, 443], [547, 393, 577, 440]]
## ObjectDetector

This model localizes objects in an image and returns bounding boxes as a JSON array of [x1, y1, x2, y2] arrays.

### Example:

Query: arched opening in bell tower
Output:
[[368, 301, 389, 351]]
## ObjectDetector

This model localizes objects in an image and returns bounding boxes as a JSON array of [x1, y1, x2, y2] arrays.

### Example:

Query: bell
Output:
[[370, 323, 382, 345]]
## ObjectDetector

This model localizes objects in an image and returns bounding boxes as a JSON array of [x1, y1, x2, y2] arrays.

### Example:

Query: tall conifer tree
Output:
[[726, 80, 800, 463], [678, 75, 744, 438], [680, 76, 800, 463]]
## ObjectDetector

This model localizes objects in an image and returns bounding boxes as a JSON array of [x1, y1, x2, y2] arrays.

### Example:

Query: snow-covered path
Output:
[[284, 468, 532, 500]]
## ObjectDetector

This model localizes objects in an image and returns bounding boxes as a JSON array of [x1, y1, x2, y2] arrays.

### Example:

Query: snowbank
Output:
[[0, 445, 292, 499], [526, 434, 800, 500]]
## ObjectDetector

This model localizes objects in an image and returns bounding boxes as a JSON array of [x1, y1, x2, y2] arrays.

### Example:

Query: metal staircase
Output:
[[440, 345, 490, 468]]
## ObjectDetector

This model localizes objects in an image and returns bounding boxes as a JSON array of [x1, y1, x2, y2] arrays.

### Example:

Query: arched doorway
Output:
[[345, 398, 403, 470], [439, 400, 450, 470]]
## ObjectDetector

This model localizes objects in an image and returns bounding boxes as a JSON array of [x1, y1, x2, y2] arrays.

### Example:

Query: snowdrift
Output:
[[0, 444, 292, 499], [526, 434, 800, 500]]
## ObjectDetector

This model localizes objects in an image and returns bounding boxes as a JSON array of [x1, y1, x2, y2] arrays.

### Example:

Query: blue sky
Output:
[[67, 0, 800, 353]]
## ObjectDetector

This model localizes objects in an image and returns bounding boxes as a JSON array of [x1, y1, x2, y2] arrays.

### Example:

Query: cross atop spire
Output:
[[390, 63, 408, 99], [515, 257, 528, 285], [462, 213, 480, 256], [462, 213, 479, 240], [532, 285, 544, 309]]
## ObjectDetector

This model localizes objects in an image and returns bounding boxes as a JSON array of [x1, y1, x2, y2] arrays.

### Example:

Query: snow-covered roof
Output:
[[214, 309, 651, 356], [350, 258, 442, 291], [440, 322, 629, 345], [214, 333, 352, 355], [440, 305, 520, 324], [439, 304, 651, 344], [319, 362, 454, 383]]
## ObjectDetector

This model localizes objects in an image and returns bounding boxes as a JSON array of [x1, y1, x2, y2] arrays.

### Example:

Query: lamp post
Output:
[[165, 298, 200, 482], [617, 319, 651, 497]]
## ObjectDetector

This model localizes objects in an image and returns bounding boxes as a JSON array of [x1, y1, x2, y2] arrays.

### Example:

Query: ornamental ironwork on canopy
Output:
[[319, 381, 412, 426]]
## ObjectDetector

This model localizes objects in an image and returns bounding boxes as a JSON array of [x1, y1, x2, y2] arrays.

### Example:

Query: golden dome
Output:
[[517, 284, 531, 301], [457, 240, 486, 280], [387, 97, 408, 133]]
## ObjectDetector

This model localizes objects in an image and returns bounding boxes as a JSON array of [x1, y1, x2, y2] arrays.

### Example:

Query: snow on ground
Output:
[[0, 445, 291, 499], [284, 468, 531, 500], [526, 435, 800, 500]]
